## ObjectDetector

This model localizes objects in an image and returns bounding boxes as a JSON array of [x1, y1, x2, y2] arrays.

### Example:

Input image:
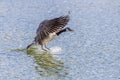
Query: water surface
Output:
[[0, 0, 120, 80]]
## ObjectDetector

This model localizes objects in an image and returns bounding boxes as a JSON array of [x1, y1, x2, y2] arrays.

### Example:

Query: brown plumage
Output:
[[27, 15, 73, 51]]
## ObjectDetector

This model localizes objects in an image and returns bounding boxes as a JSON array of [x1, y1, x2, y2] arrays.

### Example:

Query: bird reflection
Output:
[[26, 47, 68, 78]]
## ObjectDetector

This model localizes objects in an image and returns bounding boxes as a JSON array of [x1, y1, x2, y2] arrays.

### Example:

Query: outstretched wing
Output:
[[48, 16, 69, 33], [35, 20, 50, 42], [35, 16, 69, 42]]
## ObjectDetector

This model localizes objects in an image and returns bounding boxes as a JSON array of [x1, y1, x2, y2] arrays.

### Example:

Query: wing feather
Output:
[[35, 16, 69, 43]]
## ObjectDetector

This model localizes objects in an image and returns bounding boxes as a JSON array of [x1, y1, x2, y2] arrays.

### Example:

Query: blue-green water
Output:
[[0, 0, 120, 80]]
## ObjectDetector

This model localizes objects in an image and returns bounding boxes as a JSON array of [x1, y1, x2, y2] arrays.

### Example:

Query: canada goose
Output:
[[27, 15, 73, 51]]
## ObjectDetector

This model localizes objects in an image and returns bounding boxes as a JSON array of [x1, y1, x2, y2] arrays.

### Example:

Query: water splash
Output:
[[50, 46, 62, 53]]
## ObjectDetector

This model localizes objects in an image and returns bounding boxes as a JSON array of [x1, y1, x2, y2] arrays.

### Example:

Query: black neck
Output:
[[56, 29, 66, 36]]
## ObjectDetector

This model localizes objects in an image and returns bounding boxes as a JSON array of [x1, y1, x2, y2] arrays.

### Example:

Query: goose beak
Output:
[[69, 28, 73, 31], [67, 28, 73, 31]]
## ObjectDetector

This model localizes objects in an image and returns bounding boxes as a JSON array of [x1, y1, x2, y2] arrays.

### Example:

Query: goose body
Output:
[[40, 32, 56, 44], [27, 15, 73, 51]]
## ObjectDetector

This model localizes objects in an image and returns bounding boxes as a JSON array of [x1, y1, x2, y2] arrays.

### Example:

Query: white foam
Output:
[[28, 45, 62, 54], [50, 46, 62, 53]]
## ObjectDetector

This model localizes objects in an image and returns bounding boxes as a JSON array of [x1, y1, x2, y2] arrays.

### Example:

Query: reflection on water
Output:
[[33, 52, 65, 77], [14, 45, 68, 79]]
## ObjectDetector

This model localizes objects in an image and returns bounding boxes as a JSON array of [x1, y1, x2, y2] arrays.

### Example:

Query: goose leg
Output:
[[45, 44, 50, 50], [41, 45, 48, 51]]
